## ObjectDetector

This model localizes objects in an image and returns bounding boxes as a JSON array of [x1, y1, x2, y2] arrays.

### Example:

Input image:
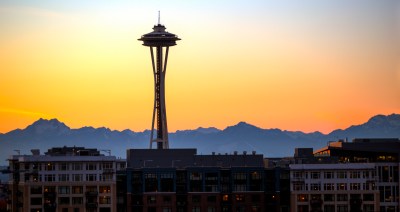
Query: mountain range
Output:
[[0, 114, 399, 165]]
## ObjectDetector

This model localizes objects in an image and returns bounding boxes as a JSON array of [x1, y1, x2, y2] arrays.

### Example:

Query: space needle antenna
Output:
[[158, 11, 160, 25]]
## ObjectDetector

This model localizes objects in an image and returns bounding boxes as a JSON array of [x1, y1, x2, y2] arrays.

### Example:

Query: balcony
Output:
[[85, 191, 98, 196]]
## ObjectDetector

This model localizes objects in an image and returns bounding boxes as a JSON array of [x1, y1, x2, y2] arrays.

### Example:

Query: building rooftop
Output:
[[127, 149, 264, 169], [314, 138, 400, 154]]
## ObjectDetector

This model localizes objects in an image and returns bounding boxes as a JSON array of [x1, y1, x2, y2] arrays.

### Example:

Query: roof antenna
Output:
[[158, 11, 160, 25]]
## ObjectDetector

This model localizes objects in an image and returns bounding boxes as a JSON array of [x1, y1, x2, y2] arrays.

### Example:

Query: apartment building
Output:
[[290, 138, 400, 212], [314, 138, 400, 212], [290, 163, 379, 212], [8, 147, 125, 212], [123, 149, 290, 212]]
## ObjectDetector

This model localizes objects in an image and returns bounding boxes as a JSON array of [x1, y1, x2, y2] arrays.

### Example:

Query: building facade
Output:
[[290, 138, 400, 212], [124, 149, 290, 212], [8, 147, 125, 212], [290, 163, 379, 212]]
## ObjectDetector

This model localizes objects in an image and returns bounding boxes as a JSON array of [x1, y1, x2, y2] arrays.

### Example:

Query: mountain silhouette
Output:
[[0, 114, 399, 165]]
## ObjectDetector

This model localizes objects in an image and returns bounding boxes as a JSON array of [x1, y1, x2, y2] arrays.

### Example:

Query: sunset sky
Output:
[[0, 0, 399, 134]]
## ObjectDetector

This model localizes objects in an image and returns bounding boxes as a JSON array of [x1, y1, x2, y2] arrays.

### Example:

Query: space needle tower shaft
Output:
[[138, 15, 180, 149]]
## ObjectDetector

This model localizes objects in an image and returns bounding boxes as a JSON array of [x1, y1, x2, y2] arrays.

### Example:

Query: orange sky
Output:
[[0, 1, 399, 134]]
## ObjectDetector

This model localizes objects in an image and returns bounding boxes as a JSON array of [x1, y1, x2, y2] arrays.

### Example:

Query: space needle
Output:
[[138, 14, 180, 149]]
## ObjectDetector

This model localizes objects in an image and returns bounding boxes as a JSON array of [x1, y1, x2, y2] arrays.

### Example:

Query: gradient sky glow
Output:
[[0, 0, 399, 134]]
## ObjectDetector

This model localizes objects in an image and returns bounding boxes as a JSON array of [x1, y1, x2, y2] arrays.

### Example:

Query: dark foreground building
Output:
[[123, 149, 289, 212]]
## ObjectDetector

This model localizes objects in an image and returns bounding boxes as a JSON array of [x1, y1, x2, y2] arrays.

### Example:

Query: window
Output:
[[337, 205, 348, 212], [192, 195, 201, 203], [364, 182, 376, 190], [251, 195, 260, 203], [86, 163, 97, 170], [86, 186, 97, 192], [145, 173, 158, 192], [297, 194, 308, 202], [44, 174, 55, 182], [293, 182, 305, 191], [59, 197, 70, 205], [58, 186, 70, 194], [363, 194, 374, 201], [324, 183, 334, 191], [72, 186, 83, 194], [192, 207, 200, 212], [32, 174, 40, 182], [99, 196, 111, 204], [293, 171, 303, 179], [86, 174, 97, 181], [250, 171, 261, 180], [350, 183, 360, 190], [30, 186, 42, 194], [363, 171, 370, 178], [233, 172, 247, 180], [72, 174, 82, 181], [99, 186, 111, 193], [324, 171, 333, 179], [160, 173, 174, 192], [72, 163, 82, 170], [102, 162, 113, 169], [337, 183, 347, 190], [147, 196, 156, 204], [72, 197, 83, 205], [205, 172, 219, 192], [45, 163, 55, 171], [311, 172, 320, 179], [324, 194, 334, 202], [337, 194, 348, 201], [235, 194, 245, 202], [59, 163, 68, 171], [234, 184, 246, 191], [190, 172, 202, 180], [163, 196, 172, 203], [324, 205, 335, 212], [350, 171, 360, 179], [59, 174, 69, 181], [101, 174, 113, 181], [310, 183, 321, 191], [207, 196, 216, 203], [207, 207, 216, 212], [163, 208, 172, 212], [363, 204, 375, 212], [31, 197, 42, 205], [337, 171, 347, 178], [44, 186, 56, 192], [222, 195, 229, 202]]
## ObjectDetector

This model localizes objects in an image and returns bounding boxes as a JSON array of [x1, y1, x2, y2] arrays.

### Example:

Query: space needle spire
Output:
[[138, 15, 180, 149]]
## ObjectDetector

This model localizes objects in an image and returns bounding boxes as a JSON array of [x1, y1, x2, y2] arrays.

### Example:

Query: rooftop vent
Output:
[[31, 149, 40, 156]]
